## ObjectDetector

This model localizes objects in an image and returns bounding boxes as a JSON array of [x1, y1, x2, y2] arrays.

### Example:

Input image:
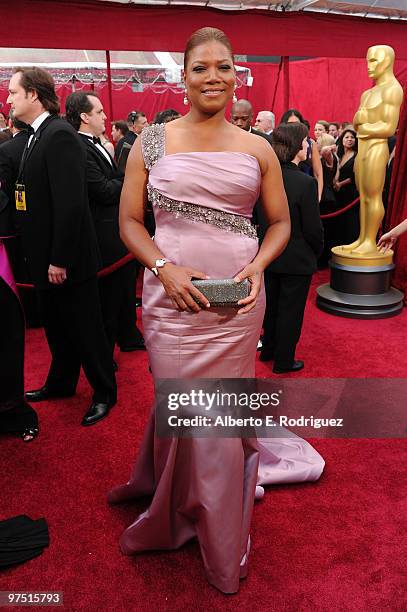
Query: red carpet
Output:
[[1, 270, 406, 611]]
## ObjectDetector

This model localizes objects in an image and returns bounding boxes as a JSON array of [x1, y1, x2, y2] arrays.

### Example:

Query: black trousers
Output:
[[38, 277, 116, 404], [0, 274, 38, 433], [98, 260, 141, 356], [263, 271, 312, 368], [4, 237, 42, 327]]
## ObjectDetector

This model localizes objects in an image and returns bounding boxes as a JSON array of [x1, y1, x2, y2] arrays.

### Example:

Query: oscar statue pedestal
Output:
[[316, 246, 403, 319]]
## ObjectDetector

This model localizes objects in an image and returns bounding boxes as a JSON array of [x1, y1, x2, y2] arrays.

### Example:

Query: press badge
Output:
[[15, 184, 27, 211]]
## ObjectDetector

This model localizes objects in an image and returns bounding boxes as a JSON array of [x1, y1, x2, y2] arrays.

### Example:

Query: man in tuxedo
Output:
[[7, 67, 116, 426], [0, 113, 29, 238], [129, 110, 149, 136], [65, 91, 144, 360], [115, 111, 149, 172], [255, 111, 275, 136], [0, 112, 43, 328], [0, 113, 39, 441], [328, 122, 339, 140], [231, 100, 273, 144], [111, 120, 128, 157]]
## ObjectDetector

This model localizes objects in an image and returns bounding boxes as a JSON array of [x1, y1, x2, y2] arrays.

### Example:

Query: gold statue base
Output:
[[316, 252, 403, 319], [331, 246, 394, 267]]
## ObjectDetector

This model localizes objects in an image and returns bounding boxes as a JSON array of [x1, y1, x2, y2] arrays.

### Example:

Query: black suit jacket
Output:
[[250, 128, 273, 228], [16, 115, 100, 288], [261, 162, 323, 275], [79, 134, 127, 267], [251, 128, 273, 145], [115, 131, 137, 168], [0, 130, 29, 237]]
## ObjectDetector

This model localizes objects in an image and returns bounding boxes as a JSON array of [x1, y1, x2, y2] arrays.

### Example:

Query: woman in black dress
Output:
[[260, 123, 323, 372], [317, 134, 339, 266], [334, 128, 359, 244]]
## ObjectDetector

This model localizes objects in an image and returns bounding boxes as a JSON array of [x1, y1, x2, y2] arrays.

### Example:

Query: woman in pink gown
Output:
[[109, 27, 324, 593]]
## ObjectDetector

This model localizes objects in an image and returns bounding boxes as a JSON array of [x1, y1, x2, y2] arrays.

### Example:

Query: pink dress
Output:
[[108, 124, 324, 593]]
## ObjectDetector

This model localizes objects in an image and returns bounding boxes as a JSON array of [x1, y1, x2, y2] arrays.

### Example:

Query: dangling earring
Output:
[[232, 87, 237, 103], [183, 90, 189, 106]]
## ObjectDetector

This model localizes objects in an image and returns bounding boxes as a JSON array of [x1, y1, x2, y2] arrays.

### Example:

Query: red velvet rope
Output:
[[320, 196, 360, 219], [15, 199, 360, 290], [16, 253, 135, 289]]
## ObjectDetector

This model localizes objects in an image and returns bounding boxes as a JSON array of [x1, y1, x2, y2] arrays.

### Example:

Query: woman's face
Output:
[[342, 131, 356, 150], [0, 112, 6, 129], [184, 41, 235, 113], [287, 114, 300, 123], [297, 137, 308, 162], [314, 123, 326, 139]]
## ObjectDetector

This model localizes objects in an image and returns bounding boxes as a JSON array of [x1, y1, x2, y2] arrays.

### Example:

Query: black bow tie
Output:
[[92, 136, 101, 145], [27, 125, 35, 135]]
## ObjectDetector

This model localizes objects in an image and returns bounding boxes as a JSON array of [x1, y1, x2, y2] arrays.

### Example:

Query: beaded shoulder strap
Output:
[[141, 123, 166, 170]]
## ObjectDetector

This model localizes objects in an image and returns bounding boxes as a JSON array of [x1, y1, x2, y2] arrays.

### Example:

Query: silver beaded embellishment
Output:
[[148, 185, 257, 240], [141, 123, 166, 170]]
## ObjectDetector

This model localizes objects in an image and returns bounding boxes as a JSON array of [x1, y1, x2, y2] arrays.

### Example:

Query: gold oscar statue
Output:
[[332, 45, 404, 267]]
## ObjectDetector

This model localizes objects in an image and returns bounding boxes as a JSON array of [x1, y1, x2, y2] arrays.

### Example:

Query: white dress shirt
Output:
[[28, 111, 50, 145], [78, 131, 113, 166]]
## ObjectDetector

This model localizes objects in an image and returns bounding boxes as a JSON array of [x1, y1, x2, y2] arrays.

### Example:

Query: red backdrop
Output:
[[386, 80, 407, 301], [2, 57, 406, 133], [0, 1, 406, 298]]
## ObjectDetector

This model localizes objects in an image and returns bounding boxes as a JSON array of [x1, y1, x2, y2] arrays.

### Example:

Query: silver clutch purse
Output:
[[191, 278, 250, 307]]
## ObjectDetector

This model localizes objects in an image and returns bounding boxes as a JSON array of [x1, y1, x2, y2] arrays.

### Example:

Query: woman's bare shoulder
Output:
[[230, 126, 272, 155], [233, 129, 275, 175]]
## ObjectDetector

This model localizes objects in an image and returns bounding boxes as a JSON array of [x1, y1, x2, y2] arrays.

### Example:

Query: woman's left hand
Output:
[[234, 264, 263, 314]]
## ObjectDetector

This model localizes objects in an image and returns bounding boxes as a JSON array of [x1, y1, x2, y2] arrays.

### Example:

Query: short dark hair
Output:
[[127, 110, 145, 125], [316, 120, 329, 131], [112, 120, 128, 136], [65, 91, 100, 131], [152, 109, 181, 124], [14, 67, 60, 115], [280, 108, 305, 125], [329, 122, 340, 129], [184, 27, 234, 71], [272, 122, 309, 163], [0, 130, 12, 144]]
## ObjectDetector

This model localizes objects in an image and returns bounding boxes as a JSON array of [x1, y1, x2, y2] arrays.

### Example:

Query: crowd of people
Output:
[[0, 27, 401, 593], [0, 58, 399, 438]]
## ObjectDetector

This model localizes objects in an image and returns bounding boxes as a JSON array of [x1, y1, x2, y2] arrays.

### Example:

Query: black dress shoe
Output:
[[81, 400, 115, 426], [273, 360, 304, 374], [259, 349, 274, 362], [25, 386, 75, 403]]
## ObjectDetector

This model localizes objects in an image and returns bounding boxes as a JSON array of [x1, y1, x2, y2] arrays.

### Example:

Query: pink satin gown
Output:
[[109, 124, 324, 593]]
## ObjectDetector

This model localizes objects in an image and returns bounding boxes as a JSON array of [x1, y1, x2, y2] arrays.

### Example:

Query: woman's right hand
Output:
[[377, 230, 398, 253], [157, 263, 210, 312]]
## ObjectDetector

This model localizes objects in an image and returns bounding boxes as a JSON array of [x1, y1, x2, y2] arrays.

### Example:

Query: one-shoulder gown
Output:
[[109, 124, 324, 593]]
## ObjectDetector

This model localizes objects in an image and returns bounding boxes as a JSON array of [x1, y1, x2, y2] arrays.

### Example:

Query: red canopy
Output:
[[2, 0, 407, 59]]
